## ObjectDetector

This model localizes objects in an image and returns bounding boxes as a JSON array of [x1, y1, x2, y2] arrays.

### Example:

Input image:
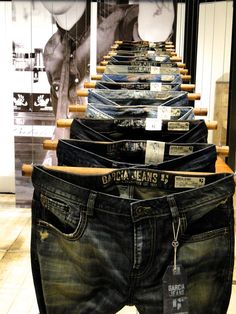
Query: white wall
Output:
[[0, 2, 15, 193], [195, 1, 233, 142], [175, 3, 185, 59]]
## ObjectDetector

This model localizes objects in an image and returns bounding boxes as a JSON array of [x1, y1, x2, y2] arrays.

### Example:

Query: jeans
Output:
[[109, 55, 171, 63], [85, 104, 194, 120], [104, 65, 180, 75], [87, 90, 188, 107], [70, 118, 208, 143], [31, 165, 235, 314], [56, 139, 217, 172], [102, 73, 183, 84], [107, 60, 178, 67], [94, 81, 181, 91]]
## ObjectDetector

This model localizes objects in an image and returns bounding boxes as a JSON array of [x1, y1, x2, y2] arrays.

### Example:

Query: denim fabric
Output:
[[114, 50, 174, 57], [87, 89, 188, 107], [107, 60, 178, 67], [102, 73, 183, 84], [109, 55, 171, 63], [104, 65, 180, 74], [70, 118, 208, 143], [95, 81, 181, 91], [31, 165, 235, 314], [56, 139, 216, 172], [85, 104, 195, 120]]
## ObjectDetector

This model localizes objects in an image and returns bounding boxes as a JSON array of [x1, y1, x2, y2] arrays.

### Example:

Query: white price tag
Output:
[[151, 66, 160, 74], [145, 118, 162, 131], [145, 141, 165, 164], [150, 82, 162, 91], [158, 106, 171, 120]]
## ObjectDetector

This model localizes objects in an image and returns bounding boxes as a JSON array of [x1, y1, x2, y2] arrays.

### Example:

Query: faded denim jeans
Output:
[[93, 81, 181, 91], [31, 166, 235, 313], [102, 73, 183, 84], [56, 139, 217, 173]]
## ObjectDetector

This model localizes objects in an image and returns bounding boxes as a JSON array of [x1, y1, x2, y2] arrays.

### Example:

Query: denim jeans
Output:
[[104, 65, 180, 75], [56, 139, 216, 172], [70, 118, 208, 143], [107, 60, 178, 67], [109, 55, 171, 63], [31, 165, 235, 314], [114, 49, 174, 56], [94, 81, 181, 91], [85, 104, 194, 120], [87, 90, 188, 107], [102, 73, 183, 84]]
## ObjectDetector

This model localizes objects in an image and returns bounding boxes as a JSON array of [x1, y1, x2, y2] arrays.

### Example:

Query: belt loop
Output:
[[86, 192, 97, 216], [167, 195, 179, 221]]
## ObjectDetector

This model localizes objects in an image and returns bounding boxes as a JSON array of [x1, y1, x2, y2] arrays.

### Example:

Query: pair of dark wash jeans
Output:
[[104, 64, 180, 75], [86, 89, 188, 107], [102, 73, 183, 84], [31, 165, 235, 313], [56, 139, 216, 172], [85, 104, 194, 120], [109, 55, 171, 63], [93, 81, 181, 91], [107, 60, 178, 67], [70, 118, 208, 143]]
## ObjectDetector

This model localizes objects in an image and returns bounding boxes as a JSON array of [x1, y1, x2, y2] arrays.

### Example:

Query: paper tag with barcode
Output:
[[145, 118, 162, 131], [168, 122, 190, 131], [169, 145, 194, 156], [158, 106, 171, 120], [150, 82, 162, 91], [145, 141, 165, 164], [151, 66, 160, 74], [175, 176, 206, 188]]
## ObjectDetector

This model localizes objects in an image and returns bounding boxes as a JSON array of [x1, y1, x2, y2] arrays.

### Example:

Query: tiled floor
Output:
[[0, 193, 235, 313]]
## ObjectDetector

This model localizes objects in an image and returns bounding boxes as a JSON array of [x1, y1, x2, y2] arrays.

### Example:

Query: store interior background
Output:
[[0, 1, 233, 201]]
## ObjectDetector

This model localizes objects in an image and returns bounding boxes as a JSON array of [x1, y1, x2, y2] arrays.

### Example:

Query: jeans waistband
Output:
[[32, 166, 235, 223]]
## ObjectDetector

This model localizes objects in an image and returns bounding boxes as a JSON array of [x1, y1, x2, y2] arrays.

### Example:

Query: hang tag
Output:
[[147, 50, 155, 55], [155, 56, 168, 63], [163, 265, 189, 314], [150, 82, 162, 91], [151, 66, 160, 74], [145, 141, 165, 164], [145, 118, 162, 131]]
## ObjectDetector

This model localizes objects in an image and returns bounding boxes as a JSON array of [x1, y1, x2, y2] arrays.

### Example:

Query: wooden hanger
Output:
[[68, 104, 207, 116], [42, 139, 229, 157], [76, 89, 200, 101], [21, 157, 234, 177], [83, 81, 195, 92]]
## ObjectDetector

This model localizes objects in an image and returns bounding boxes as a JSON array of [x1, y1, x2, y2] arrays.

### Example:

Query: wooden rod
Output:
[[56, 118, 217, 130], [69, 104, 206, 116], [84, 81, 194, 92], [181, 75, 191, 81], [21, 158, 234, 177], [76, 89, 200, 100], [42, 139, 229, 157]]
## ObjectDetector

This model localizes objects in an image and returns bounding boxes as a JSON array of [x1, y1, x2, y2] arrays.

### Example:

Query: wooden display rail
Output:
[[76, 89, 200, 101], [68, 104, 207, 116], [100, 60, 186, 68], [56, 119, 218, 130], [90, 74, 192, 82], [83, 81, 195, 92], [21, 157, 234, 177], [42, 139, 229, 157], [96, 65, 188, 75]]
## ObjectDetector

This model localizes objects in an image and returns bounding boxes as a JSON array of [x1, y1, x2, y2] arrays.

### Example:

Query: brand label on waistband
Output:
[[151, 66, 160, 74], [175, 176, 205, 188], [169, 146, 194, 156], [149, 42, 155, 48], [150, 82, 162, 92], [155, 56, 168, 62], [147, 50, 155, 55], [145, 118, 162, 131], [158, 106, 171, 120], [161, 75, 175, 82], [155, 92, 172, 101], [101, 169, 170, 186], [168, 122, 190, 131], [160, 67, 180, 75], [145, 141, 165, 164]]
